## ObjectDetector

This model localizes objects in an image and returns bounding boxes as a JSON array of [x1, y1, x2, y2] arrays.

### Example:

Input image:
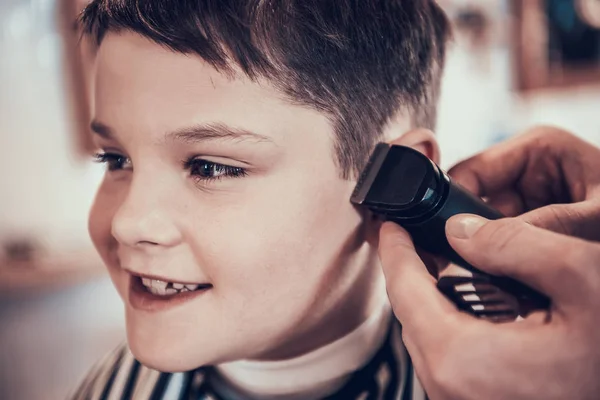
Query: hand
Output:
[[380, 216, 600, 400], [449, 126, 600, 241]]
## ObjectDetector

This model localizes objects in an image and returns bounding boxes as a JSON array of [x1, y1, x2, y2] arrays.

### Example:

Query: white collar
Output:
[[214, 300, 392, 400]]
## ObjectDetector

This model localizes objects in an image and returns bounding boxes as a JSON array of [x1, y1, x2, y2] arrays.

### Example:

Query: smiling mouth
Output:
[[136, 276, 212, 296]]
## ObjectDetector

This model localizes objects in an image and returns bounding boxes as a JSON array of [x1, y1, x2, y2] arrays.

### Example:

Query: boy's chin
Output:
[[127, 330, 231, 372]]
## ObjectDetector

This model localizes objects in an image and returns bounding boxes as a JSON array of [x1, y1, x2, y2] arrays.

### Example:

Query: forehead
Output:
[[93, 32, 332, 145]]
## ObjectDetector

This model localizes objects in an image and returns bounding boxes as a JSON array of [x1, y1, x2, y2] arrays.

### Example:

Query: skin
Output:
[[381, 128, 600, 400], [448, 126, 600, 241], [88, 32, 437, 372]]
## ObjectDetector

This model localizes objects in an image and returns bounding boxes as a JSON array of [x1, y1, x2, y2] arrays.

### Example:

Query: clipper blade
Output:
[[350, 143, 391, 206], [350, 143, 436, 214]]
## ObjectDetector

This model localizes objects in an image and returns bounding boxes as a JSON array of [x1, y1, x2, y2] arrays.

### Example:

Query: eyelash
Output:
[[94, 152, 247, 182], [94, 152, 130, 171], [183, 157, 247, 182]]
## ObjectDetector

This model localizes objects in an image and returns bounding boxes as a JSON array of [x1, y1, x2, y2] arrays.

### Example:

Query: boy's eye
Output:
[[185, 158, 247, 181], [94, 152, 132, 171], [94, 153, 245, 182]]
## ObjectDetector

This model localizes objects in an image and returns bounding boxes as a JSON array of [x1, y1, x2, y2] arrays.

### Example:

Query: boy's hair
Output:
[[81, 0, 451, 179]]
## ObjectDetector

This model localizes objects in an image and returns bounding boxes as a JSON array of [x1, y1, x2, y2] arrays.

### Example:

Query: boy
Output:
[[72, 1, 450, 399]]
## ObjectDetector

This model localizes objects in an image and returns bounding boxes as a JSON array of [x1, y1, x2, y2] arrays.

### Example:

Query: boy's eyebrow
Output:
[[90, 120, 113, 139], [169, 123, 273, 144], [90, 120, 274, 144]]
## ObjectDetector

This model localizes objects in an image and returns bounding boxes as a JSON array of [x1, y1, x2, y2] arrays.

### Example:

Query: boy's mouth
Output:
[[138, 277, 212, 296], [128, 274, 213, 311]]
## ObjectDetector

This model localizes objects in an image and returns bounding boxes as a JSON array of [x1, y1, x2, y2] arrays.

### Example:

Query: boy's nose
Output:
[[111, 179, 183, 249]]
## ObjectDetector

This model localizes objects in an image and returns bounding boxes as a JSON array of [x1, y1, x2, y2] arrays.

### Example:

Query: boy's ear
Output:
[[388, 128, 440, 165]]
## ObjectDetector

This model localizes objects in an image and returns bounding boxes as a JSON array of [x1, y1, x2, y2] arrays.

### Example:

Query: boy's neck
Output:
[[214, 291, 392, 399]]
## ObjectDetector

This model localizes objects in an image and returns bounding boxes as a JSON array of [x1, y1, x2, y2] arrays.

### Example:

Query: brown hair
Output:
[[81, 0, 451, 178]]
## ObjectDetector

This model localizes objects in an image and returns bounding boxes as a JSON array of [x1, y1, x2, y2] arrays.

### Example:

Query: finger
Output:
[[414, 248, 446, 278], [448, 126, 576, 197], [446, 215, 600, 308], [520, 201, 600, 242], [485, 190, 526, 217], [379, 223, 461, 339], [448, 137, 531, 197]]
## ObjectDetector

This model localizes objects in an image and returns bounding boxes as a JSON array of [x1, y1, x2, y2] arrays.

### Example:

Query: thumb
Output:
[[446, 215, 598, 307]]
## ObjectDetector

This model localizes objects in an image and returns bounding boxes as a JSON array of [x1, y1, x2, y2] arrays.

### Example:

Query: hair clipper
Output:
[[351, 143, 550, 322]]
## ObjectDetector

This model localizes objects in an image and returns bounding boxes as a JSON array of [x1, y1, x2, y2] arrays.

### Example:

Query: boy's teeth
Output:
[[149, 286, 160, 295], [140, 278, 204, 296], [152, 280, 168, 291]]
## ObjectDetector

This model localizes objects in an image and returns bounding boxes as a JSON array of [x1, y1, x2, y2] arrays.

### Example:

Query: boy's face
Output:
[[89, 33, 376, 371]]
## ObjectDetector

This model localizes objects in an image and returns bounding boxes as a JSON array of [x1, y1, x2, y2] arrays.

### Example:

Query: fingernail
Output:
[[446, 215, 488, 239]]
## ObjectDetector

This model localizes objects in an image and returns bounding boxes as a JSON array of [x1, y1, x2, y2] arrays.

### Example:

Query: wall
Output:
[[0, 0, 103, 258], [436, 43, 600, 169]]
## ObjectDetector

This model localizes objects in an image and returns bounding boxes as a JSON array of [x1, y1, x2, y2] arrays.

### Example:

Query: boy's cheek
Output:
[[88, 184, 130, 297], [202, 201, 355, 300], [190, 209, 319, 306], [88, 191, 116, 262]]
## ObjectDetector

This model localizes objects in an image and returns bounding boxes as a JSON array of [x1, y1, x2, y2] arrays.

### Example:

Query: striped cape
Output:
[[70, 323, 426, 400]]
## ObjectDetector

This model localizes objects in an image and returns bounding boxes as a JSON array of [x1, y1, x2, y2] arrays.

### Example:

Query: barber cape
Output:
[[70, 322, 426, 400]]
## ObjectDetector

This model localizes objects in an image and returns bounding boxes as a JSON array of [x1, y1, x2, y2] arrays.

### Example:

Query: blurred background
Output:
[[0, 0, 599, 399]]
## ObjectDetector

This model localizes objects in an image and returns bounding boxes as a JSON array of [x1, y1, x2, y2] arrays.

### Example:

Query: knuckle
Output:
[[524, 125, 574, 144]]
